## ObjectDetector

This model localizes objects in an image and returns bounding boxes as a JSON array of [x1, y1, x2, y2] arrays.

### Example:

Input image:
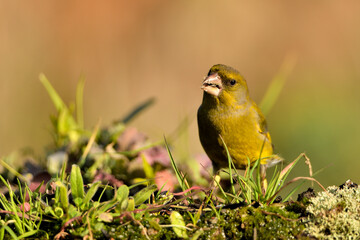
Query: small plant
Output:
[[0, 176, 45, 239], [0, 162, 160, 239], [214, 136, 324, 206], [40, 73, 85, 148], [39, 74, 170, 188]]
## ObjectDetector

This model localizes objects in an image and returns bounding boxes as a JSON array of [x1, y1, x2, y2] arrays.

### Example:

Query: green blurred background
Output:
[[1, 1, 360, 188]]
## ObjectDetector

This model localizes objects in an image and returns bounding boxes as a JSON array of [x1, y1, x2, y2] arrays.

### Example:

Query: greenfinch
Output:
[[197, 64, 282, 178]]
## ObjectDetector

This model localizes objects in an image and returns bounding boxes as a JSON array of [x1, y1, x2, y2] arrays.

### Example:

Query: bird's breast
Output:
[[198, 104, 272, 169]]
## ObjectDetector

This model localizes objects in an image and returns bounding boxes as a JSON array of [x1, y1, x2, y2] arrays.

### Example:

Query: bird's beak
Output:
[[201, 73, 222, 97]]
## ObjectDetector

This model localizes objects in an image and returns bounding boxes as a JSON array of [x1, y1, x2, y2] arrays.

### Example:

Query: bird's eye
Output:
[[230, 79, 237, 85]]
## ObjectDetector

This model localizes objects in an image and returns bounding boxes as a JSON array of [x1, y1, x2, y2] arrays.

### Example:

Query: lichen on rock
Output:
[[304, 180, 360, 239]]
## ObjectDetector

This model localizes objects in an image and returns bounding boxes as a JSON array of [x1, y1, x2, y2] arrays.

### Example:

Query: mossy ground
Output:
[[20, 183, 358, 240], [17, 198, 308, 239]]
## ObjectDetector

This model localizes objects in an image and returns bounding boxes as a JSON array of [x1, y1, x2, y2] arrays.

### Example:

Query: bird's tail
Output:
[[261, 154, 283, 168]]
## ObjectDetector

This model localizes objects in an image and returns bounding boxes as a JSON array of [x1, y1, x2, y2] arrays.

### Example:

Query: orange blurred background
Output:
[[1, 1, 360, 188]]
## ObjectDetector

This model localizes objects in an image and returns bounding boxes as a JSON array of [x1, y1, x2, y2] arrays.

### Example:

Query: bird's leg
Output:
[[211, 174, 221, 189], [210, 170, 221, 189], [260, 164, 267, 195]]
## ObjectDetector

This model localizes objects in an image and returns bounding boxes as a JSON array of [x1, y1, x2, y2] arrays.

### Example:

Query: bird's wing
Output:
[[252, 103, 272, 142]]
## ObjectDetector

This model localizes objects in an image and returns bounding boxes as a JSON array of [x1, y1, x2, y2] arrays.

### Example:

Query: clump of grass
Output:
[[0, 175, 45, 239], [0, 162, 161, 239], [212, 136, 325, 206]]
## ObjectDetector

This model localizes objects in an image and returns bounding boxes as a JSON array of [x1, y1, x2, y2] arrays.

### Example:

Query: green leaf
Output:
[[115, 185, 130, 203], [99, 185, 130, 213], [18, 230, 39, 239], [192, 229, 204, 240], [134, 185, 157, 205], [68, 204, 81, 219], [57, 108, 69, 134], [39, 73, 66, 111], [0, 224, 4, 240], [142, 154, 155, 179], [73, 197, 82, 207], [148, 219, 162, 231], [55, 181, 69, 211], [126, 197, 135, 211], [120, 198, 128, 212], [70, 165, 84, 207], [1, 225, 19, 240], [60, 156, 67, 181], [82, 181, 101, 208], [121, 98, 155, 124], [170, 211, 188, 239]]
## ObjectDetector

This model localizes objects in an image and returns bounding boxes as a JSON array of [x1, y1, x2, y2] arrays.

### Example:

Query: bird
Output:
[[197, 64, 282, 190]]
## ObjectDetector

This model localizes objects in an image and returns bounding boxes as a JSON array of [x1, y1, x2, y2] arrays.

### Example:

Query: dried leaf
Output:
[[98, 212, 113, 222]]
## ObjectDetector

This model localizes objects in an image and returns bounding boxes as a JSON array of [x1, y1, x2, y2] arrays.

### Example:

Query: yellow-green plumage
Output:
[[197, 64, 282, 173]]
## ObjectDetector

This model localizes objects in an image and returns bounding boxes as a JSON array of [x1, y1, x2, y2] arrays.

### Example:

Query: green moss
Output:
[[78, 204, 305, 240], [221, 205, 304, 239], [304, 183, 360, 239]]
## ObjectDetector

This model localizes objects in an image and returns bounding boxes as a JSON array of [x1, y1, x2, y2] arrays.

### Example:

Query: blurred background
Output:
[[1, 1, 360, 189]]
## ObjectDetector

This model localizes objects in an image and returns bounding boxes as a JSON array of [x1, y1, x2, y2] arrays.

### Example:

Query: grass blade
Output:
[[164, 137, 187, 192], [121, 98, 155, 124], [39, 73, 66, 111], [219, 135, 236, 198], [78, 119, 100, 167]]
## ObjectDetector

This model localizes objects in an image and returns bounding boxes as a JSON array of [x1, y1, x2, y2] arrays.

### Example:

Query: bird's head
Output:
[[201, 64, 249, 106]]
